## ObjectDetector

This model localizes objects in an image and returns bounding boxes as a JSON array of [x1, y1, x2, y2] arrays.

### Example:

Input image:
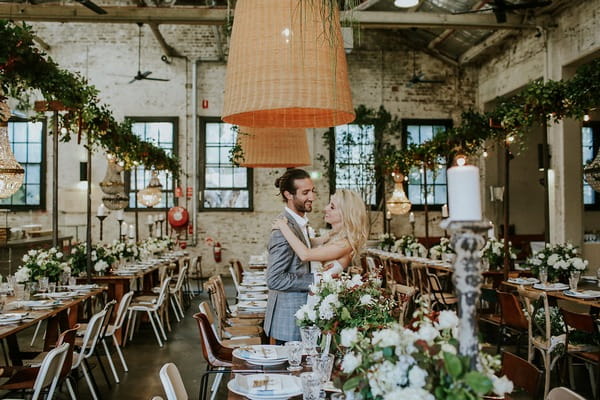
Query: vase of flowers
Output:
[[378, 233, 397, 252], [335, 307, 514, 399], [70, 243, 117, 276], [525, 242, 588, 283], [480, 238, 517, 271], [392, 235, 427, 258], [295, 273, 397, 346], [429, 238, 454, 261], [16, 247, 69, 283]]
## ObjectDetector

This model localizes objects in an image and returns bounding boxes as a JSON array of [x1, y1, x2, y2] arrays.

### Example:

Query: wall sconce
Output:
[[489, 186, 504, 202], [79, 162, 88, 181]]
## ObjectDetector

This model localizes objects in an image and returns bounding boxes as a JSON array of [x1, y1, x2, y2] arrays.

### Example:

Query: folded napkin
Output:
[[240, 346, 279, 359], [239, 375, 283, 394]]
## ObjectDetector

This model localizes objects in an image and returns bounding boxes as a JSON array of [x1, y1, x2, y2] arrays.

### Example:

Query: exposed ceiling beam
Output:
[[427, 1, 488, 50], [148, 23, 182, 58], [458, 29, 514, 65], [0, 4, 538, 29], [33, 35, 50, 50], [352, 0, 380, 11]]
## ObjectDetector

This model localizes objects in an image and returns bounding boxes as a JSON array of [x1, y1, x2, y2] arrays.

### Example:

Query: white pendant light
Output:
[[386, 172, 412, 215], [394, 0, 419, 7], [137, 170, 163, 208]]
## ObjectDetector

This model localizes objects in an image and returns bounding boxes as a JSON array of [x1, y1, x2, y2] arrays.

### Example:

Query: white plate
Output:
[[581, 275, 598, 282], [242, 281, 267, 286], [239, 293, 268, 301], [239, 286, 268, 292], [563, 290, 600, 299], [233, 345, 288, 365], [0, 313, 26, 324], [533, 283, 570, 291], [36, 292, 77, 299], [237, 300, 268, 309], [507, 277, 539, 285], [227, 374, 302, 400]]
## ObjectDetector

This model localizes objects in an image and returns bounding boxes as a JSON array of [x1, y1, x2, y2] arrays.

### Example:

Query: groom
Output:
[[264, 169, 316, 344]]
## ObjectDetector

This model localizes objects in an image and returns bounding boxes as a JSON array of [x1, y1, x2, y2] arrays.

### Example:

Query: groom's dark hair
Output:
[[274, 169, 310, 201]]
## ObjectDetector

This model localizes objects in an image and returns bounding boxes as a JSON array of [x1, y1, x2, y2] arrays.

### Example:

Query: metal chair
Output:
[[159, 362, 188, 400]]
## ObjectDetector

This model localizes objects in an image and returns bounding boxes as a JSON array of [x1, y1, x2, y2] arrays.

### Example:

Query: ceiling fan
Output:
[[453, 0, 552, 23], [406, 52, 445, 88], [129, 23, 170, 84]]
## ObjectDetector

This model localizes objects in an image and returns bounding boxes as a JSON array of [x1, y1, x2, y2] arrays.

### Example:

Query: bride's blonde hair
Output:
[[332, 189, 369, 257]]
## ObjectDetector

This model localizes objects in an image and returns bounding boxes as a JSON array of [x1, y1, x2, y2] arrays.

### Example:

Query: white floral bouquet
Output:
[[429, 237, 454, 260], [335, 308, 513, 400], [17, 247, 69, 282], [69, 243, 116, 276], [378, 233, 397, 251], [139, 237, 174, 256], [480, 238, 517, 270], [295, 273, 397, 336], [107, 240, 140, 261], [525, 242, 587, 282], [392, 235, 427, 258]]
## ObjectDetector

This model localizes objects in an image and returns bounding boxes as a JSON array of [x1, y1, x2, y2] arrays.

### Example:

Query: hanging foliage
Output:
[[0, 20, 180, 177]]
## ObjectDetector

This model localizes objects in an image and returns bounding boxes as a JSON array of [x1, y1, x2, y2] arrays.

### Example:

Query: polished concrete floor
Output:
[[3, 282, 229, 400]]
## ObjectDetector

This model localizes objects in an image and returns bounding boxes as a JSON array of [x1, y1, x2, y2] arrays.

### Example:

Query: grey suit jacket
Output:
[[263, 212, 314, 342]]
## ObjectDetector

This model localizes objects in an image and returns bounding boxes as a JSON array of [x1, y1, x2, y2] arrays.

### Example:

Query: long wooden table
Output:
[[0, 286, 106, 364], [501, 280, 600, 309]]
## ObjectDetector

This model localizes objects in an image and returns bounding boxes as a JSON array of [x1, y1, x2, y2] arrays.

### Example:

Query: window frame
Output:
[[198, 117, 254, 212], [124, 117, 178, 211], [402, 118, 453, 211], [0, 117, 47, 210], [329, 124, 383, 211], [583, 121, 600, 211]]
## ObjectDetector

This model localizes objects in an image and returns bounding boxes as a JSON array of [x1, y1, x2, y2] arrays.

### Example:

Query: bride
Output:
[[272, 189, 369, 275]]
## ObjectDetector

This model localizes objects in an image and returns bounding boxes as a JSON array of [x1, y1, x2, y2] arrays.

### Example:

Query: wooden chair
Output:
[[206, 275, 263, 323], [193, 312, 233, 400], [546, 387, 587, 400], [497, 291, 529, 356], [187, 256, 204, 294], [560, 308, 600, 399], [424, 269, 458, 310], [198, 302, 261, 347], [391, 284, 417, 324], [518, 286, 566, 399], [500, 351, 543, 399], [478, 287, 502, 345]]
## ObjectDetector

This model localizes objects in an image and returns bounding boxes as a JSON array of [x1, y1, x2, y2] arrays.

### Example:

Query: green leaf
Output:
[[342, 376, 362, 392], [341, 307, 351, 321], [443, 352, 463, 378], [464, 371, 493, 395]]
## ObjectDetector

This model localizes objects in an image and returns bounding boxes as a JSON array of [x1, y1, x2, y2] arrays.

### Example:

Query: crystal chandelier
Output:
[[386, 172, 412, 215], [102, 192, 129, 210], [137, 170, 163, 207], [99, 156, 125, 195], [584, 150, 600, 192], [0, 104, 24, 199]]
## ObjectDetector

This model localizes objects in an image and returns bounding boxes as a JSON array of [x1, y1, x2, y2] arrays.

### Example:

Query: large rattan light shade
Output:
[[237, 127, 311, 168], [222, 0, 355, 128]]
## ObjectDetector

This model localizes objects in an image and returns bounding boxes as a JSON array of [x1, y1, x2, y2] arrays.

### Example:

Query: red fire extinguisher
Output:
[[213, 242, 222, 263]]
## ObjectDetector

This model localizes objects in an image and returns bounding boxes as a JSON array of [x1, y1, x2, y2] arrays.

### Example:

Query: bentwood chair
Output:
[[497, 291, 529, 356], [198, 301, 262, 347], [518, 286, 566, 399], [546, 387, 587, 400], [159, 363, 189, 400], [560, 308, 600, 399]]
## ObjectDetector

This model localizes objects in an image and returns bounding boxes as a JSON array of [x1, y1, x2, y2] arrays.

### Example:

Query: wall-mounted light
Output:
[[584, 111, 591, 122]]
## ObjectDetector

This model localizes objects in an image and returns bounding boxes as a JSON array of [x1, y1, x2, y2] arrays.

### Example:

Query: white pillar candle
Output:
[[116, 209, 124, 221], [121, 221, 128, 234], [409, 212, 415, 223], [488, 222, 495, 239], [96, 203, 107, 217], [128, 224, 135, 238], [441, 204, 449, 218], [447, 165, 482, 221], [386, 210, 392, 220], [147, 215, 154, 225], [158, 213, 165, 222]]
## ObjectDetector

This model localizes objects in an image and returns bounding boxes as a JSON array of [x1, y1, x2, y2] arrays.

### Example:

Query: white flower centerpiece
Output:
[[295, 273, 397, 344], [525, 242, 588, 282], [16, 247, 69, 283], [335, 307, 513, 400], [480, 238, 517, 271], [392, 235, 427, 258], [429, 237, 454, 262], [378, 233, 397, 252]]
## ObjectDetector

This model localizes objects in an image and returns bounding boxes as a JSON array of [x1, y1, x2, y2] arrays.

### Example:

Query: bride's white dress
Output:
[[322, 259, 344, 277]]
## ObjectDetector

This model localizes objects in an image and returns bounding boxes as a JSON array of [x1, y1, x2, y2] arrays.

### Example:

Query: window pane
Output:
[[584, 184, 594, 205], [29, 123, 43, 142], [201, 121, 252, 210], [13, 143, 27, 162], [25, 184, 40, 205], [26, 165, 40, 184], [28, 143, 41, 163]]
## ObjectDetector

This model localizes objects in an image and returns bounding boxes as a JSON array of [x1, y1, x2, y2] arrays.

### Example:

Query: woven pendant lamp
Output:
[[222, 0, 355, 128], [237, 127, 311, 168]]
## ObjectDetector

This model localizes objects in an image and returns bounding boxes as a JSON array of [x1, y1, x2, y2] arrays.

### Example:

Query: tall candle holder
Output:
[[96, 215, 107, 241], [118, 218, 126, 242], [148, 222, 154, 238], [443, 219, 490, 369]]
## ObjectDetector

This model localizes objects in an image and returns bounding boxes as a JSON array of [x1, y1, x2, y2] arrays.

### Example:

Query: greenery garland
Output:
[[382, 58, 600, 174], [0, 20, 180, 177]]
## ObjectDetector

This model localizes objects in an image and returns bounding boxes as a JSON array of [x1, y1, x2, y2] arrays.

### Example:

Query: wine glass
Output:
[[300, 325, 321, 357]]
